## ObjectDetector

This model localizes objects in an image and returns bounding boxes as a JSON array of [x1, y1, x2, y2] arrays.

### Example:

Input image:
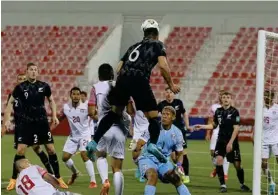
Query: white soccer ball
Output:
[[141, 19, 159, 32]]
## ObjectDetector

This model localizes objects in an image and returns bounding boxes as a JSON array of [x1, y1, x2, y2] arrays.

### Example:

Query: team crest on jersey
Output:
[[171, 133, 176, 141]]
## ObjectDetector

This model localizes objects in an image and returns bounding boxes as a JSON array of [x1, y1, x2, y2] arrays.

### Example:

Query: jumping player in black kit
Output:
[[2, 63, 68, 189], [87, 19, 180, 162], [158, 87, 192, 183], [194, 92, 251, 193], [4, 73, 54, 191]]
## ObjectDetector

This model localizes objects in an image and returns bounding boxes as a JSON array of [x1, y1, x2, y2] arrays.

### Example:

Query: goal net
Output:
[[254, 30, 278, 195]]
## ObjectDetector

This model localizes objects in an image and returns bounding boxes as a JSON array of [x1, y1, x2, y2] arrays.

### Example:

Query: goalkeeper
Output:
[[132, 106, 190, 195]]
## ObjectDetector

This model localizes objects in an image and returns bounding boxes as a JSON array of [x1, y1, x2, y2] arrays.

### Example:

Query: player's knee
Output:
[[216, 156, 224, 165], [32, 145, 42, 154], [233, 161, 242, 170], [146, 169, 158, 184], [80, 151, 89, 162], [210, 150, 215, 157], [165, 170, 181, 186], [17, 145, 27, 155], [62, 153, 71, 162], [96, 151, 107, 158], [45, 144, 56, 155]]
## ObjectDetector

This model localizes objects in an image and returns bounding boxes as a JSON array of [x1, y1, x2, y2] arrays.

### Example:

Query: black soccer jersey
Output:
[[119, 38, 166, 80], [213, 106, 240, 142], [158, 99, 186, 130], [12, 80, 51, 122]]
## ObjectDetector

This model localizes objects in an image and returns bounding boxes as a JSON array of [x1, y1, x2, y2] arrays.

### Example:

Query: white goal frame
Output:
[[253, 30, 278, 194]]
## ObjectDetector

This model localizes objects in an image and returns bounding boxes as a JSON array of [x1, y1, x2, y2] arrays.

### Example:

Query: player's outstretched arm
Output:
[[88, 87, 98, 119], [194, 124, 214, 131], [206, 115, 214, 141], [132, 139, 147, 162], [157, 56, 180, 94], [47, 95, 59, 126], [43, 173, 60, 188]]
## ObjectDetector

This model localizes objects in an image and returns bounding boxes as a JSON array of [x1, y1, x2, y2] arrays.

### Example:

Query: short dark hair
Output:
[[26, 62, 37, 69], [264, 90, 275, 98], [81, 91, 87, 97], [70, 87, 81, 94], [98, 63, 114, 81], [144, 28, 159, 38], [221, 91, 232, 97]]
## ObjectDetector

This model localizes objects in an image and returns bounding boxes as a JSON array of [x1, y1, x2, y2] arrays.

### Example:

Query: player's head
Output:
[[17, 73, 26, 84], [141, 19, 159, 40], [80, 91, 87, 103], [98, 63, 114, 81], [221, 92, 232, 107], [218, 89, 226, 104], [26, 62, 38, 80], [264, 90, 275, 106], [70, 87, 81, 104], [165, 87, 174, 102], [15, 158, 31, 172], [161, 106, 176, 126]]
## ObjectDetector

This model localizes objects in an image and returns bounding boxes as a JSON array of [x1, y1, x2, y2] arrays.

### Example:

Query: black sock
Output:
[[182, 155, 189, 176], [12, 154, 25, 179], [94, 111, 119, 143], [237, 168, 244, 185], [148, 117, 160, 144], [37, 151, 53, 174], [49, 154, 60, 178], [216, 165, 225, 185]]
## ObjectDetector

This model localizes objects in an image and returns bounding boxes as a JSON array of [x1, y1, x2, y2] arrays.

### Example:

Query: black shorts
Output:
[[109, 75, 157, 112], [17, 120, 54, 146], [214, 140, 241, 163]]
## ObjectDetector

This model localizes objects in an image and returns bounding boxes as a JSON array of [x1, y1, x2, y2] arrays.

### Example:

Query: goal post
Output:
[[253, 30, 278, 194]]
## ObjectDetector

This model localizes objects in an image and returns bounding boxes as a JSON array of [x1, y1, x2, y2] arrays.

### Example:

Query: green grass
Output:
[[1, 135, 256, 194]]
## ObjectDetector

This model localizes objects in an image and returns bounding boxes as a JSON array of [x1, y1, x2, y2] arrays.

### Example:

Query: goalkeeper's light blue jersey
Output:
[[139, 124, 184, 160]]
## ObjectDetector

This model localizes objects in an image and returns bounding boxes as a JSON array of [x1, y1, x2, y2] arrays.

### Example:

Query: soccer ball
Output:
[[141, 19, 159, 32]]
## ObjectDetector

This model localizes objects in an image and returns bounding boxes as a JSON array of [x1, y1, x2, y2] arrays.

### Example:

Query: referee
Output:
[[194, 92, 250, 193], [157, 87, 192, 184]]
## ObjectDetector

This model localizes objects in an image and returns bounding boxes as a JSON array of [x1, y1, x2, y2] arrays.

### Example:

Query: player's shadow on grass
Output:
[[188, 183, 243, 193]]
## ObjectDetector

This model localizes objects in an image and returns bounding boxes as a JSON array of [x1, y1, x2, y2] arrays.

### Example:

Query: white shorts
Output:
[[210, 130, 219, 150], [261, 144, 278, 159], [97, 125, 126, 159], [63, 136, 91, 154]]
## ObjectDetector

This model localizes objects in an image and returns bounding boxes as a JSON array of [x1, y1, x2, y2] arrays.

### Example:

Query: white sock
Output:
[[113, 171, 124, 195], [212, 157, 217, 167], [65, 159, 78, 174], [223, 157, 230, 175], [97, 157, 108, 184], [85, 160, 96, 183], [263, 168, 274, 184]]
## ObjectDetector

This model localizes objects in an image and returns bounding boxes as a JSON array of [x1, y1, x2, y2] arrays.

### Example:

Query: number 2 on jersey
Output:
[[129, 44, 141, 62], [18, 175, 35, 194]]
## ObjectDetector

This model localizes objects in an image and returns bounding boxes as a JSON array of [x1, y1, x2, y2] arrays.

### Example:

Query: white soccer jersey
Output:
[[63, 102, 90, 138], [209, 103, 222, 150], [93, 81, 115, 123], [16, 165, 56, 195], [262, 103, 278, 144]]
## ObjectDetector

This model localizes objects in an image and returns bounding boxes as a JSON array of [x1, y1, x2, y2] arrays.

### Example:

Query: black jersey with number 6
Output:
[[119, 38, 166, 80], [12, 80, 51, 123]]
